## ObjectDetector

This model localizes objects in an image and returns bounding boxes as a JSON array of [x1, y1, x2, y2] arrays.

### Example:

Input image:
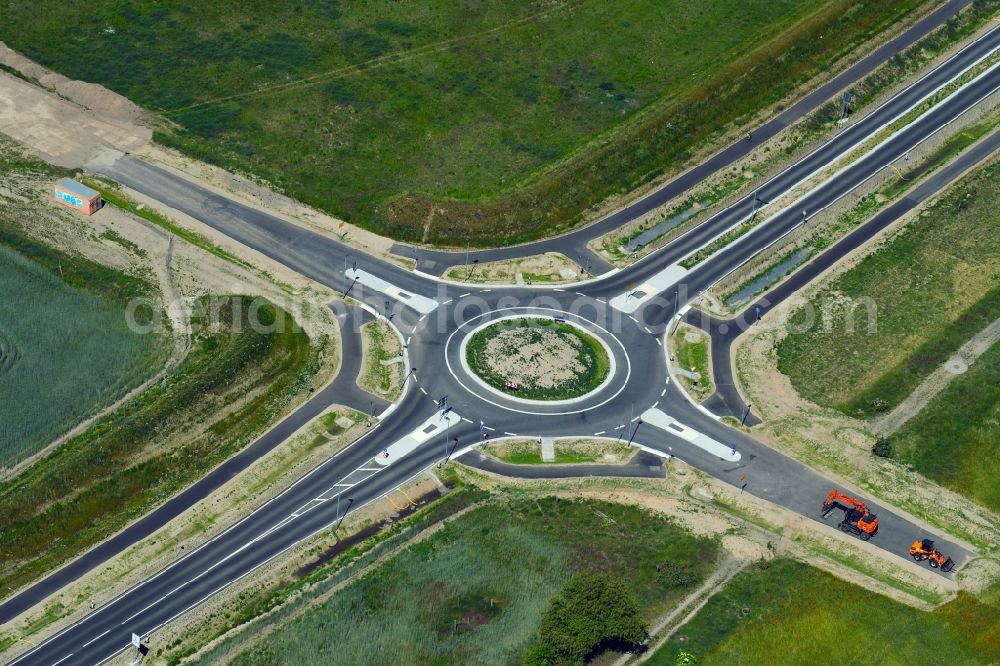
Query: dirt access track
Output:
[[0, 43, 151, 167]]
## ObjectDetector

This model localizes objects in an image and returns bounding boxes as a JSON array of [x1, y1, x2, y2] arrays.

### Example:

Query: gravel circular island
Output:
[[465, 317, 610, 400]]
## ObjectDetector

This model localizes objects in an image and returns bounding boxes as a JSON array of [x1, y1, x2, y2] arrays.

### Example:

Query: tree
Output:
[[529, 572, 648, 664]]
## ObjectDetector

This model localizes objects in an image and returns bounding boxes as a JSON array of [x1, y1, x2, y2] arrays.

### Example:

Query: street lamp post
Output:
[[336, 497, 355, 531], [400, 367, 417, 390]]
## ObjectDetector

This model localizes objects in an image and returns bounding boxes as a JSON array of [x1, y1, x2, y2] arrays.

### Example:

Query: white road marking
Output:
[[374, 410, 462, 466], [644, 326, 652, 334], [51, 654, 74, 666], [406, 336, 412, 345], [461, 417, 473, 423], [80, 630, 110, 649], [554, 288, 565, 292], [609, 264, 689, 314], [641, 408, 740, 462], [459, 292, 471, 298], [594, 430, 606, 436], [443, 298, 453, 305], [656, 338, 662, 346], [504, 431, 518, 436], [345, 268, 439, 314]]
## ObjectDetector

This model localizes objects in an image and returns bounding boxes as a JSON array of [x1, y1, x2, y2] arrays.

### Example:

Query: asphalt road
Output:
[[689, 124, 1000, 422], [392, 0, 978, 275], [6, 14, 998, 666]]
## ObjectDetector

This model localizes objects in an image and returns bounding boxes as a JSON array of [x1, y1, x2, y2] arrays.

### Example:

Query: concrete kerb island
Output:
[[447, 308, 631, 415]]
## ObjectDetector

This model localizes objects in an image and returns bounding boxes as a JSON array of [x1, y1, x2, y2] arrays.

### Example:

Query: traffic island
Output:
[[464, 317, 610, 401]]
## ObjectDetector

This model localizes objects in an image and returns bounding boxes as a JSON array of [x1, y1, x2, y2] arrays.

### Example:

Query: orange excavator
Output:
[[821, 489, 879, 540], [909, 539, 955, 572]]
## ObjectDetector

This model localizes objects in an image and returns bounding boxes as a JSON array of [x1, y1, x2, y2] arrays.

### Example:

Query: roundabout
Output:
[[442, 307, 634, 416]]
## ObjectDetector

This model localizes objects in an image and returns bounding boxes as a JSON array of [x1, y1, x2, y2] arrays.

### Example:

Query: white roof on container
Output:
[[56, 178, 99, 199]]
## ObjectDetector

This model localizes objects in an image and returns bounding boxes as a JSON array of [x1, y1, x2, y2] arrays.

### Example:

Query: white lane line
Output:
[[504, 431, 518, 436], [596, 297, 607, 303], [483, 425, 496, 431], [652, 401, 659, 410], [51, 654, 74, 666], [459, 292, 470, 298], [661, 388, 667, 396], [576, 291, 586, 297], [443, 298, 453, 305], [554, 288, 565, 292], [594, 430, 606, 436], [420, 386, 428, 395], [483, 289, 492, 293], [334, 483, 353, 487], [80, 629, 111, 649], [644, 326, 652, 334], [461, 417, 473, 423], [406, 336, 412, 345], [656, 338, 662, 346], [358, 467, 380, 472], [419, 314, 427, 322]]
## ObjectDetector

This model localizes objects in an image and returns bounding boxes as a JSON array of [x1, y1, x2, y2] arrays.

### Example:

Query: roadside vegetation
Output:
[[1, 0, 928, 245], [777, 161, 1000, 417], [0, 296, 321, 599], [359, 318, 402, 401], [0, 226, 169, 466], [206, 498, 717, 665], [649, 558, 1000, 665], [887, 341, 1000, 513]]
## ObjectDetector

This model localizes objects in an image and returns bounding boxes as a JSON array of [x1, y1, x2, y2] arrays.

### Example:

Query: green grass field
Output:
[[778, 162, 1000, 417], [0, 183, 169, 467], [649, 559, 1000, 666], [0, 0, 923, 245], [888, 341, 1000, 513], [216, 498, 718, 665], [0, 296, 319, 598]]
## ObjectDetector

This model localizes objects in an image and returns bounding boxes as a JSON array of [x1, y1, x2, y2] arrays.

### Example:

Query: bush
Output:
[[530, 572, 648, 665], [872, 438, 893, 458]]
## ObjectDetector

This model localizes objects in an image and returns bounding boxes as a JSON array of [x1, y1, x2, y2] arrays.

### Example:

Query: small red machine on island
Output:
[[821, 488, 879, 540]]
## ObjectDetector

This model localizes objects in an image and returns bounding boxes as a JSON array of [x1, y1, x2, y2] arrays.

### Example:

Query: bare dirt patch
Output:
[[483, 326, 585, 389]]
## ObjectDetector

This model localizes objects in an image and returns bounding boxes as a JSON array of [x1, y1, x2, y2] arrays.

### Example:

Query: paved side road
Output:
[[687, 125, 1000, 422], [391, 0, 977, 274]]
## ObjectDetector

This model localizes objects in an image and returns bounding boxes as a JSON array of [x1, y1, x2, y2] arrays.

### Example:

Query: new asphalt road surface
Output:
[[5, 15, 998, 665]]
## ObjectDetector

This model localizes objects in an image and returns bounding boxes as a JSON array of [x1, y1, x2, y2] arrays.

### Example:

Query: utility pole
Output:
[[464, 236, 471, 280]]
